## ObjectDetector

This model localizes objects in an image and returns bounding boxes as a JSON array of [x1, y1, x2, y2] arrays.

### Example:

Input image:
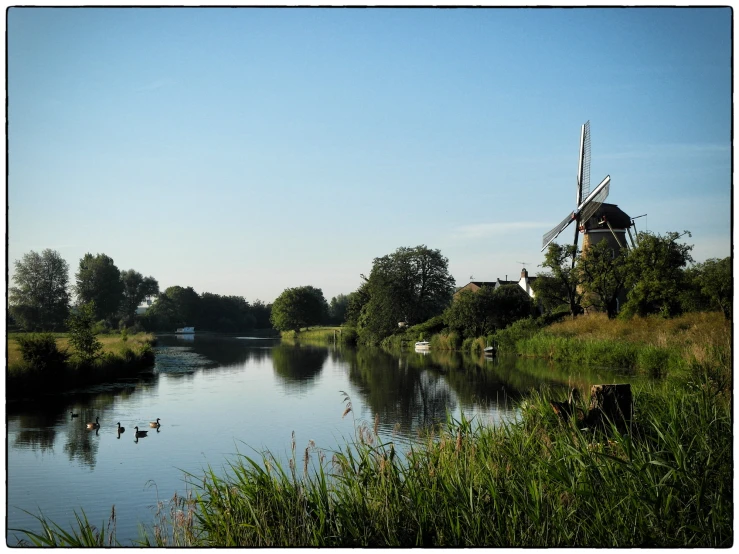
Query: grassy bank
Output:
[[7, 332, 156, 400], [15, 360, 732, 547], [513, 312, 730, 377], [280, 326, 358, 345]]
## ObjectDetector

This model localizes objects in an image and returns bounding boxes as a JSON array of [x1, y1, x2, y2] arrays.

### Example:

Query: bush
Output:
[[490, 317, 544, 352], [14, 333, 69, 373]]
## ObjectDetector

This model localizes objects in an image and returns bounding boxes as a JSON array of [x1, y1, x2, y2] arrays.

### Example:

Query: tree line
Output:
[[269, 232, 731, 345], [9, 250, 275, 334]]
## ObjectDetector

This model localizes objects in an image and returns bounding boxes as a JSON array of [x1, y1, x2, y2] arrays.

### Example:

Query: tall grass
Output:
[[280, 326, 357, 346], [12, 371, 731, 547], [514, 312, 729, 377], [7, 332, 156, 399]]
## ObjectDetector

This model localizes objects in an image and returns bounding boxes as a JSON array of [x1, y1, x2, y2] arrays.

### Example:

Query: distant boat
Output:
[[414, 341, 431, 351], [484, 345, 496, 356], [175, 327, 195, 334]]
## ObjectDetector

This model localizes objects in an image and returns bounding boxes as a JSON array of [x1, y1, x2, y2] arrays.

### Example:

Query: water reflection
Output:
[[271, 344, 328, 390]]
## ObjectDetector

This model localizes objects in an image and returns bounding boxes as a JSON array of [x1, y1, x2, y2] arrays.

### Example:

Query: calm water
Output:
[[7, 333, 647, 545]]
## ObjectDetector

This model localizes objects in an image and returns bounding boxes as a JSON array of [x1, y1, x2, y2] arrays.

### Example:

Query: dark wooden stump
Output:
[[587, 384, 633, 430]]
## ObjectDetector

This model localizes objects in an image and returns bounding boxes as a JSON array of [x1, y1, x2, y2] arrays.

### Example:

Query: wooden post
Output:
[[588, 384, 633, 429]]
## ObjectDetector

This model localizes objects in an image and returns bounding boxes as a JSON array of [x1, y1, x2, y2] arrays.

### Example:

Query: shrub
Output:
[[14, 333, 69, 373]]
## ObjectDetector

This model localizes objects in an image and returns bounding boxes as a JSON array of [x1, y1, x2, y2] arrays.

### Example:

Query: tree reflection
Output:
[[271, 344, 328, 392], [343, 348, 456, 434]]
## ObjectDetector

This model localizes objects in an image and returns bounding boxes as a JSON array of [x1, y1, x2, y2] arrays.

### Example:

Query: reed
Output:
[[280, 326, 357, 345], [11, 507, 119, 547], [13, 372, 731, 547], [132, 377, 730, 547]]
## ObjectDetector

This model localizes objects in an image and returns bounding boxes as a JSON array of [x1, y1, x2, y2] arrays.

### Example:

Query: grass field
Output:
[[8, 332, 155, 374]]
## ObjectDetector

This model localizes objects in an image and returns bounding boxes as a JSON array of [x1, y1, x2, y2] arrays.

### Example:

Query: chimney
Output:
[[521, 268, 528, 279]]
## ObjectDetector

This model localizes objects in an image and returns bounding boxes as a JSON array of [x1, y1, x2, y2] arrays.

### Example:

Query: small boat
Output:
[[484, 346, 496, 356], [414, 341, 431, 351], [175, 327, 195, 334]]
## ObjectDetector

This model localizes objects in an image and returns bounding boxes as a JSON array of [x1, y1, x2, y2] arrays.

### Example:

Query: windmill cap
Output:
[[582, 203, 632, 230]]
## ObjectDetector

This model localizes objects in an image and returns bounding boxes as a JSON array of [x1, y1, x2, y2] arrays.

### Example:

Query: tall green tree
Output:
[[75, 253, 124, 323], [270, 286, 329, 332], [67, 302, 102, 364], [535, 243, 583, 318], [328, 294, 350, 325], [9, 249, 70, 330], [119, 269, 159, 325], [139, 286, 199, 331], [444, 287, 499, 338], [251, 299, 273, 329], [683, 256, 731, 319], [578, 240, 629, 318], [357, 245, 455, 344], [622, 231, 694, 318]]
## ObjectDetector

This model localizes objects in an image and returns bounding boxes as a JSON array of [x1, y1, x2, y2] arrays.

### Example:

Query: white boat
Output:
[[175, 327, 195, 334], [414, 341, 431, 350]]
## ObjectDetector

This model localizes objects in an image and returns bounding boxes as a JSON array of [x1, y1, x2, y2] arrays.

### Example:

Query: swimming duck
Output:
[[149, 418, 161, 428], [86, 416, 100, 429], [134, 426, 148, 438], [116, 422, 125, 434]]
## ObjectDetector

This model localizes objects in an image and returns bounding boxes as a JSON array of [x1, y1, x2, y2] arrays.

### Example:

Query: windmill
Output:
[[540, 121, 611, 265]]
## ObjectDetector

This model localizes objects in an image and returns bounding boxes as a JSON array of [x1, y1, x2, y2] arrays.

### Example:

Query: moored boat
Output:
[[414, 341, 430, 350], [175, 326, 195, 334]]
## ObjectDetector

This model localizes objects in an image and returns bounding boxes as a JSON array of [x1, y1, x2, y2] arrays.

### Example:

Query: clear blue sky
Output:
[[7, 7, 732, 305]]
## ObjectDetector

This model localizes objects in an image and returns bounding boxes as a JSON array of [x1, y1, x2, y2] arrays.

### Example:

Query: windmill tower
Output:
[[541, 121, 631, 260]]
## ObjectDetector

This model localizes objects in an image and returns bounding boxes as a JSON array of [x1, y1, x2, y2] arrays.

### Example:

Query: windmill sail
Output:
[[542, 211, 576, 250], [541, 119, 611, 253], [577, 175, 610, 226], [577, 121, 591, 205]]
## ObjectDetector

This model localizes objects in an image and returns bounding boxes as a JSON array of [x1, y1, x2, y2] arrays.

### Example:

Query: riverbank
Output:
[[279, 326, 358, 345], [385, 312, 730, 378], [10, 317, 732, 546], [7, 332, 156, 400], [17, 360, 732, 547]]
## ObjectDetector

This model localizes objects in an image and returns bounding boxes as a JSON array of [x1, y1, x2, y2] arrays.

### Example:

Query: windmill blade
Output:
[[577, 121, 592, 206], [577, 175, 610, 225], [541, 211, 576, 251]]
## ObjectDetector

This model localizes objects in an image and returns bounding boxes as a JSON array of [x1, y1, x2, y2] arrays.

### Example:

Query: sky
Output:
[[6, 6, 733, 305]]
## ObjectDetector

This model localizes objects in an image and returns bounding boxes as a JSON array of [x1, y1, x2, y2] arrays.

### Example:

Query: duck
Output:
[[86, 416, 100, 429], [70, 411, 79, 418], [149, 418, 161, 428], [550, 388, 583, 421], [116, 422, 125, 434], [134, 426, 148, 438]]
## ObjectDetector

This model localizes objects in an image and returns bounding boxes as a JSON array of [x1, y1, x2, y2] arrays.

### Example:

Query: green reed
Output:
[[133, 376, 730, 547]]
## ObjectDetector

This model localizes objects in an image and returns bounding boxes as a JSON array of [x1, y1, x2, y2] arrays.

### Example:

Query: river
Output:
[[7, 332, 647, 546]]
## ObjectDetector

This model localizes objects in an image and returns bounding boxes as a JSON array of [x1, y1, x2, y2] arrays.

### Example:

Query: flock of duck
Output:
[[71, 412, 161, 441]]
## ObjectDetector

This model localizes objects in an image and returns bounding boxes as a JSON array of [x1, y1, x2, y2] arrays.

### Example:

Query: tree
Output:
[[535, 243, 583, 318], [67, 302, 102, 364], [75, 253, 124, 323], [9, 249, 71, 331], [357, 245, 455, 344], [684, 257, 731, 319], [328, 294, 350, 325], [119, 269, 159, 326], [622, 231, 694, 318], [345, 280, 371, 327], [251, 300, 273, 329], [578, 239, 629, 318], [444, 287, 498, 338], [270, 286, 329, 332]]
